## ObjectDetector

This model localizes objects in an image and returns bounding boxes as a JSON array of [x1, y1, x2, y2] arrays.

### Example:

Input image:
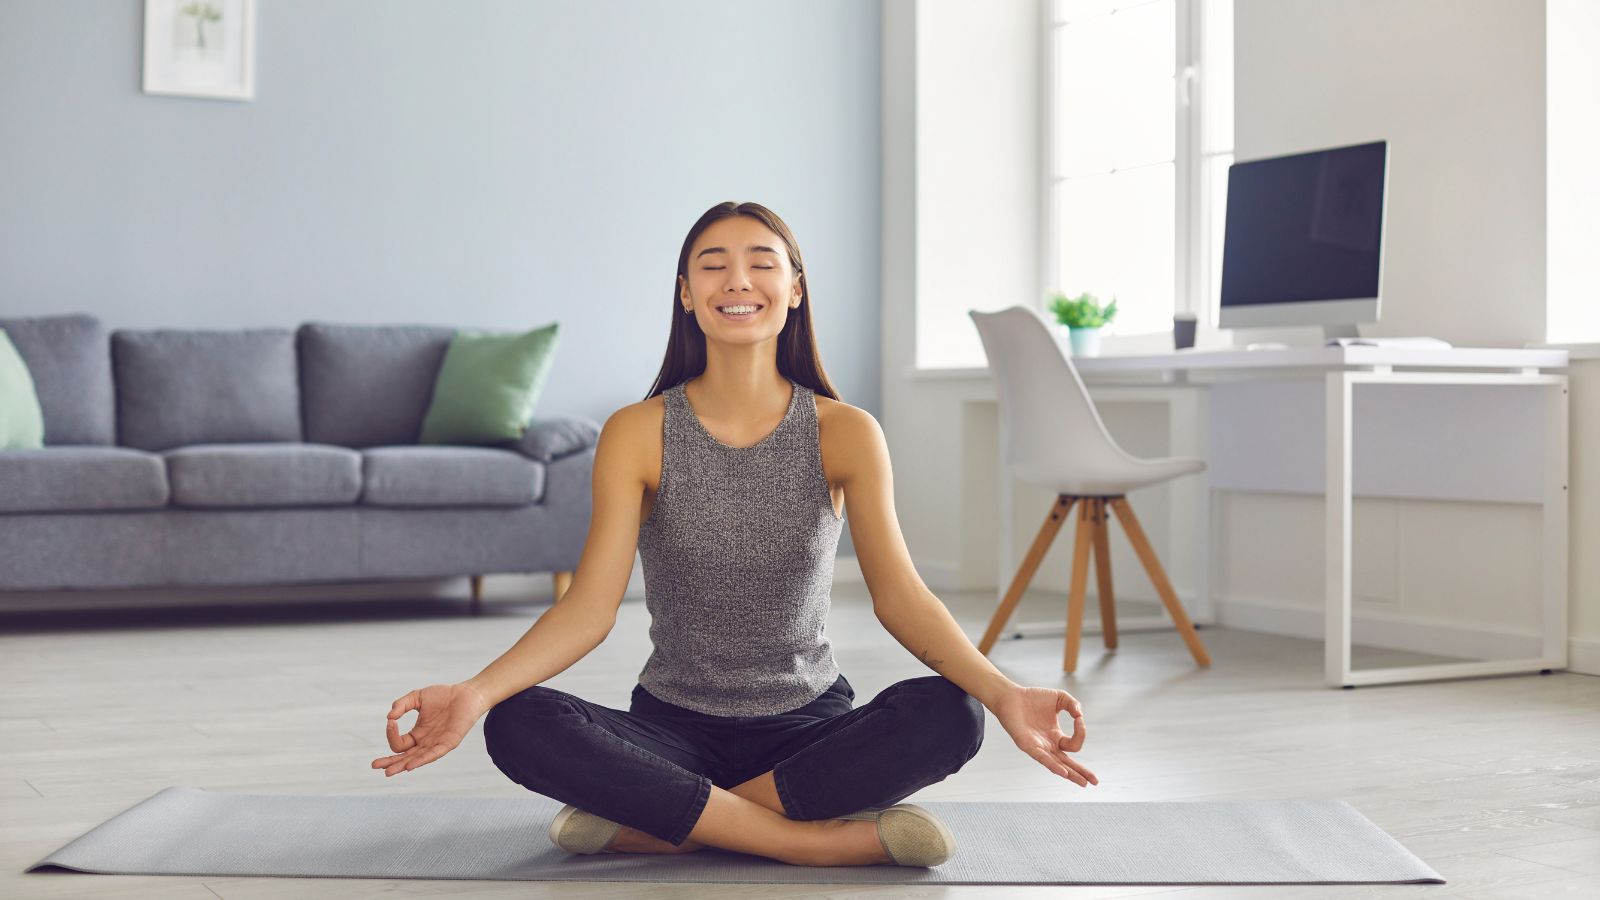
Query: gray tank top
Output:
[[636, 376, 845, 717]]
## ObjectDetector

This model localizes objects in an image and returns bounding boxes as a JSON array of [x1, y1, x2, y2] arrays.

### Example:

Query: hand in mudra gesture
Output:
[[991, 685, 1099, 788], [371, 682, 490, 777]]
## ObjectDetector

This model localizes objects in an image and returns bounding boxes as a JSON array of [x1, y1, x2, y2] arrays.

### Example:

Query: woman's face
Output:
[[680, 216, 802, 343]]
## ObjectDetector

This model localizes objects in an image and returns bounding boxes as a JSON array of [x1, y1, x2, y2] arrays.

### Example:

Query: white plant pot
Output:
[[1068, 326, 1102, 357]]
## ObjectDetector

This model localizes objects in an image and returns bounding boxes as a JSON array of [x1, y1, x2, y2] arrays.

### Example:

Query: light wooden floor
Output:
[[3, 578, 1598, 900]]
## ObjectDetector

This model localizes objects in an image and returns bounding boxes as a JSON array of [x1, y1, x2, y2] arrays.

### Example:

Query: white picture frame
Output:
[[142, 0, 256, 101]]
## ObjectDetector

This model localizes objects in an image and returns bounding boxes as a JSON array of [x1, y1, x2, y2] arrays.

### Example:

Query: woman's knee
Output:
[[940, 680, 987, 762], [482, 686, 581, 771], [895, 676, 986, 765]]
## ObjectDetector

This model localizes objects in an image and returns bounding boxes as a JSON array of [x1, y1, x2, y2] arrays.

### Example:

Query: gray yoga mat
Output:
[[26, 786, 1444, 886]]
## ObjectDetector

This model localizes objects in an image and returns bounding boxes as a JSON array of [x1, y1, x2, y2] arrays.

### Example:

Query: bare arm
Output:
[[840, 406, 1020, 711], [461, 406, 649, 711], [462, 602, 614, 710]]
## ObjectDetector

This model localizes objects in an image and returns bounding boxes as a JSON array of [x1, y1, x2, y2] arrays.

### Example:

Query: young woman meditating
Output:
[[371, 201, 1098, 868]]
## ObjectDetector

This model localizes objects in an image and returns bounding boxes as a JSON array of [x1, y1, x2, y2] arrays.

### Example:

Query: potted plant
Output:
[[1048, 291, 1118, 357]]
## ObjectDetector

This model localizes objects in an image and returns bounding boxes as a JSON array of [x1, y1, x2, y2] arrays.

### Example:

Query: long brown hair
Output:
[[643, 201, 841, 402]]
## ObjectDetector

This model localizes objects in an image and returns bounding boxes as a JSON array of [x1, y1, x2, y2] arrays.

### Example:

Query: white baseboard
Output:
[[636, 557, 1600, 677], [1220, 594, 1600, 675], [1568, 636, 1600, 676]]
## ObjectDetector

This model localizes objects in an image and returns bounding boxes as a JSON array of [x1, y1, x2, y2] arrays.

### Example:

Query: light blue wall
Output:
[[0, 0, 882, 428]]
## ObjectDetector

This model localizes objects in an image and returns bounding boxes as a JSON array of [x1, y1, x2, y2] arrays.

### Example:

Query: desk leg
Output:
[[1325, 373, 1355, 687], [1324, 371, 1568, 688], [1543, 379, 1570, 667]]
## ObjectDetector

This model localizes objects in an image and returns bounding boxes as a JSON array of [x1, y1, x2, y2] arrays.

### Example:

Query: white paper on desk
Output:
[[1323, 337, 1453, 349]]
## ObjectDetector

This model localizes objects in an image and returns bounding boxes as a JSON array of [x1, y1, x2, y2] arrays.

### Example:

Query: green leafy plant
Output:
[[1048, 291, 1118, 329]]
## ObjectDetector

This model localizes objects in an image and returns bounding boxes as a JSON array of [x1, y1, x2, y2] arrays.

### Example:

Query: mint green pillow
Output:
[[1, 329, 46, 450], [418, 323, 560, 445]]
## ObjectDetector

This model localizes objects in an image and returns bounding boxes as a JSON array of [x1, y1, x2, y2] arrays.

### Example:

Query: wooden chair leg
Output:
[[469, 575, 484, 616], [978, 495, 1076, 655], [1107, 497, 1211, 667], [1091, 498, 1118, 649], [1064, 498, 1095, 674], [552, 571, 574, 603]]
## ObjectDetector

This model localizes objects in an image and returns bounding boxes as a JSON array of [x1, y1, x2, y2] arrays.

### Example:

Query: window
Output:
[[1047, 0, 1233, 343]]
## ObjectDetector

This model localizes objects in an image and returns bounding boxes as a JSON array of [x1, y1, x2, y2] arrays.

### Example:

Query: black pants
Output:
[[483, 672, 986, 846]]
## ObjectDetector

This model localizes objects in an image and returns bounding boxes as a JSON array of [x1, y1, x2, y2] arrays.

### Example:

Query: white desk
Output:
[[987, 344, 1570, 688]]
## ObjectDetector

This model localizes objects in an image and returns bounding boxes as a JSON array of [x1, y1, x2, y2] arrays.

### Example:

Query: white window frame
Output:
[[1038, 0, 1230, 352]]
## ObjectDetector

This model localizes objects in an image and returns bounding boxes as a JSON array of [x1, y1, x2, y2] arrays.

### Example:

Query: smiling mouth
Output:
[[716, 304, 764, 319]]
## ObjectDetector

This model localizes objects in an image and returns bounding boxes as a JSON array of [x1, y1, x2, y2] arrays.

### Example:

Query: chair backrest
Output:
[[968, 306, 1133, 485]]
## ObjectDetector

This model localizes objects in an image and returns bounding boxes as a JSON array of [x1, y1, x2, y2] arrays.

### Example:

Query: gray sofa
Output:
[[0, 314, 598, 613]]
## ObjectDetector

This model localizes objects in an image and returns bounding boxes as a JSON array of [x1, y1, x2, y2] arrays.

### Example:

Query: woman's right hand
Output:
[[371, 682, 491, 777]]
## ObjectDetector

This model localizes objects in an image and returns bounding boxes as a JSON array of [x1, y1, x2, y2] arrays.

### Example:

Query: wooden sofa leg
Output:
[[469, 575, 484, 616], [552, 571, 574, 603]]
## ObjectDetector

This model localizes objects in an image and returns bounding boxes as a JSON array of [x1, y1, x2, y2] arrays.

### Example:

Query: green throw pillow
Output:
[[418, 323, 560, 445], [0, 328, 46, 450]]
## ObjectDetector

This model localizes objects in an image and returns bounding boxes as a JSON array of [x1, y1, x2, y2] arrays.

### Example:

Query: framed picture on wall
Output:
[[142, 0, 256, 100]]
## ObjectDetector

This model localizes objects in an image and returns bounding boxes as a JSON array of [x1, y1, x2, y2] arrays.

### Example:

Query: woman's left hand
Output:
[[991, 685, 1099, 787]]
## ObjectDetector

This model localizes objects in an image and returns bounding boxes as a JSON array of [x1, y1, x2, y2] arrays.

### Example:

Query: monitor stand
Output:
[[1323, 322, 1361, 340]]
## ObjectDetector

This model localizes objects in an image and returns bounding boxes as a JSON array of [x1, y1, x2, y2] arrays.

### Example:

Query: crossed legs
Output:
[[486, 677, 982, 866], [605, 769, 782, 852], [605, 769, 890, 866]]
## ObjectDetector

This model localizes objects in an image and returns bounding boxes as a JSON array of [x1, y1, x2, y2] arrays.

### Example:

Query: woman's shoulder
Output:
[[596, 396, 668, 492], [607, 394, 667, 440], [815, 395, 881, 485], [814, 393, 874, 432]]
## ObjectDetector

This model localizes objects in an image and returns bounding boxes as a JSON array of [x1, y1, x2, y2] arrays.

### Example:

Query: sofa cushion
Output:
[[418, 323, 560, 445], [164, 443, 362, 508], [361, 446, 543, 507], [0, 313, 116, 445], [0, 446, 168, 512], [113, 329, 302, 451], [297, 322, 454, 447], [515, 415, 602, 462]]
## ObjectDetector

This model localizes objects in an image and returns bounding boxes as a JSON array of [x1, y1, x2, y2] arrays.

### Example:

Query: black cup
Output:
[[1174, 314, 1197, 350]]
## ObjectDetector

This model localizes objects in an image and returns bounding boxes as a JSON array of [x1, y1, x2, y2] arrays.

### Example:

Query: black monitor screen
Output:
[[1219, 140, 1386, 308]]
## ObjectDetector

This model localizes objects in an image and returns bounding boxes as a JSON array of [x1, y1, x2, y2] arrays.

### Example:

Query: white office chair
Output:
[[969, 306, 1212, 674]]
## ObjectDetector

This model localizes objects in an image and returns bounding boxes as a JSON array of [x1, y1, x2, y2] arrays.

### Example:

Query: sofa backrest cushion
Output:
[[297, 322, 454, 447], [0, 314, 116, 445], [113, 328, 302, 451]]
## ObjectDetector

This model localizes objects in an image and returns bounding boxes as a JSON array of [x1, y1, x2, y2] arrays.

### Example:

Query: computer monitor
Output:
[[1218, 140, 1388, 340]]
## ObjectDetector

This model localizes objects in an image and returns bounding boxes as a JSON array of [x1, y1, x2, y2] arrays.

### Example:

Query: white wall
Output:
[[883, 0, 1600, 675], [1546, 0, 1600, 344], [1232, 0, 1545, 349], [0, 0, 884, 436]]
